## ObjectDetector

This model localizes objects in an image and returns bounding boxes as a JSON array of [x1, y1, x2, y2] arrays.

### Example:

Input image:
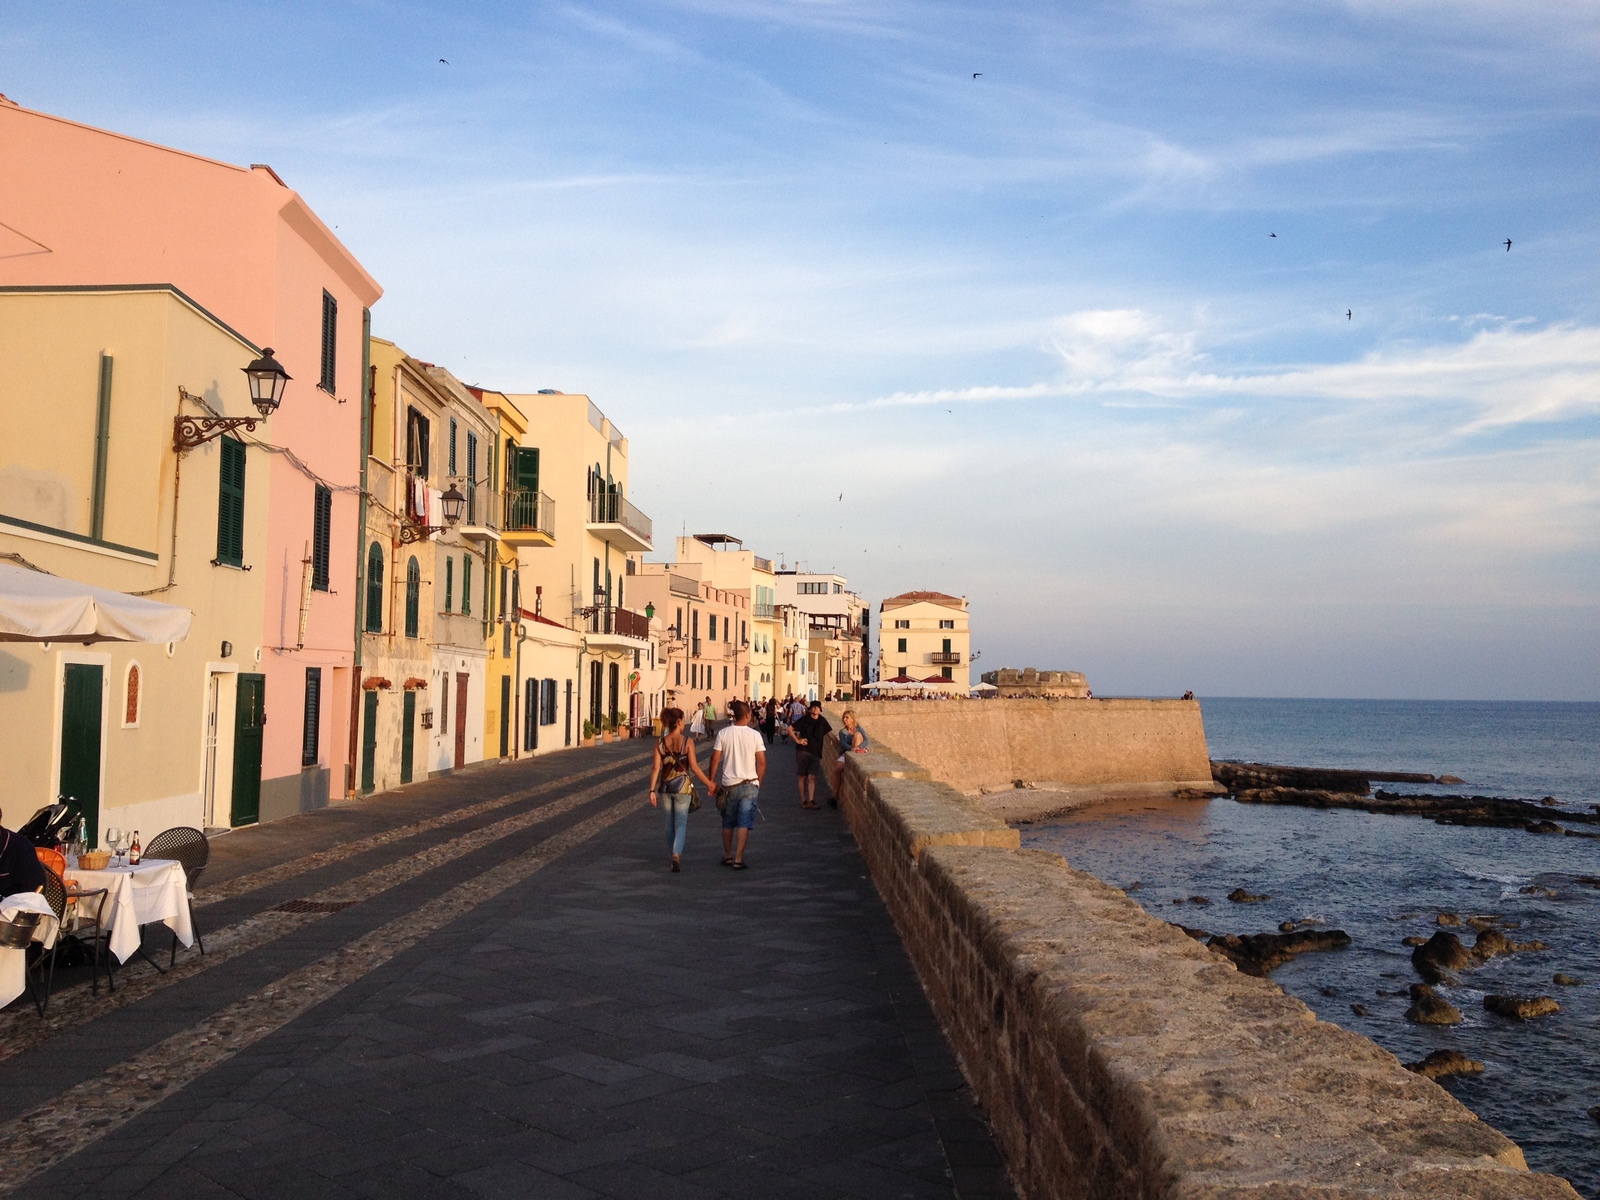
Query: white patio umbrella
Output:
[[969, 681, 999, 693], [0, 562, 192, 644]]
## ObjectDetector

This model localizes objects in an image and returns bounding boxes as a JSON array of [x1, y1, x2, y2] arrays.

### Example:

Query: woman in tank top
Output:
[[649, 707, 715, 872]]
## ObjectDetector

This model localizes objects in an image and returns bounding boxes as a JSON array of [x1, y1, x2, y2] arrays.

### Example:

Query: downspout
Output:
[[346, 307, 372, 799]]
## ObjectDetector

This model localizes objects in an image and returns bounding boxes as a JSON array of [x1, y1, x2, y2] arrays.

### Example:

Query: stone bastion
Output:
[[819, 704, 1578, 1199]]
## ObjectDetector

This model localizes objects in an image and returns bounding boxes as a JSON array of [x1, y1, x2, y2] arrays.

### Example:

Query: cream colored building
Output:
[[877, 591, 971, 690], [775, 569, 869, 700], [0, 286, 273, 841], [659, 534, 778, 703]]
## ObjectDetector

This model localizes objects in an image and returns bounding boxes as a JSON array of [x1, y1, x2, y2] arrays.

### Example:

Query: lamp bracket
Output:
[[397, 521, 446, 544], [174, 414, 259, 452]]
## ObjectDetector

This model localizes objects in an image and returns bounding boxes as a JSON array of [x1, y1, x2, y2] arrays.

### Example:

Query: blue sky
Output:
[[5, 1, 1598, 698]]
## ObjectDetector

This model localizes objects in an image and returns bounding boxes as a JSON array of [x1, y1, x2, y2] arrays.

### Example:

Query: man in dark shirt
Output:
[[0, 811, 45, 898], [790, 702, 832, 810]]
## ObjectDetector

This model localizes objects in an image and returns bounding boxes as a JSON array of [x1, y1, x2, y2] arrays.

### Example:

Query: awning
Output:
[[0, 562, 193, 645]]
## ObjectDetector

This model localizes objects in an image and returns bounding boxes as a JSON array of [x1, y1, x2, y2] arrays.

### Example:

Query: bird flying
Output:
[[439, 58, 449, 64], [1504, 238, 1513, 251], [972, 72, 982, 78], [1269, 232, 1277, 238], [1346, 309, 1352, 320]]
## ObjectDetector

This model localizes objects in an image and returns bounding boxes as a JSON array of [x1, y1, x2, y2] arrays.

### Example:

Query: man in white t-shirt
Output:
[[709, 700, 767, 870]]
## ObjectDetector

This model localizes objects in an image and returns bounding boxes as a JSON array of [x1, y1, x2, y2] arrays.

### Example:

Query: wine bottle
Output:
[[129, 831, 142, 866]]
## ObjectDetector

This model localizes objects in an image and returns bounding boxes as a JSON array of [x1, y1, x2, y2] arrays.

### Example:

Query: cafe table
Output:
[[64, 857, 193, 964], [0, 892, 58, 1008]]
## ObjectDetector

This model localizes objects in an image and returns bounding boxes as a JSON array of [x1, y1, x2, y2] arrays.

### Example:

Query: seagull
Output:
[[838, 493, 843, 501], [439, 58, 449, 64], [1504, 238, 1512, 251], [1346, 309, 1352, 320], [972, 72, 982, 78], [1269, 232, 1277, 238]]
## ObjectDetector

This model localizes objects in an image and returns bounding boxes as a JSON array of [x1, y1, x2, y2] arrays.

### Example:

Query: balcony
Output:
[[456, 481, 501, 543], [753, 556, 772, 573], [503, 489, 555, 548], [752, 603, 775, 620], [587, 491, 653, 552], [930, 651, 963, 665], [583, 605, 651, 648]]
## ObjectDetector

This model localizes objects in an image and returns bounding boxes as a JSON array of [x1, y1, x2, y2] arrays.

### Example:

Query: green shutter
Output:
[[514, 446, 539, 494], [444, 556, 454, 613], [312, 485, 332, 590], [320, 290, 338, 392], [365, 542, 384, 632], [405, 556, 421, 639], [216, 437, 246, 566], [461, 555, 472, 615]]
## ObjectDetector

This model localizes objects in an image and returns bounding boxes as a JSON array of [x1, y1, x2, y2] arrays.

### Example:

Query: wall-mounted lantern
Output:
[[173, 348, 292, 451], [399, 484, 466, 544]]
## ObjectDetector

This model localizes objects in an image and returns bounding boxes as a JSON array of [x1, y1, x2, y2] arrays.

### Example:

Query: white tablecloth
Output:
[[1, 892, 58, 1009], [64, 859, 192, 964]]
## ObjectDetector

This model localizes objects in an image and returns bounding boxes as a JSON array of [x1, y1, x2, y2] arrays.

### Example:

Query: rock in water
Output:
[[1472, 928, 1516, 960], [1526, 820, 1564, 834], [1405, 984, 1463, 1025], [1405, 1049, 1483, 1079], [1207, 929, 1351, 976], [1413, 931, 1473, 983], [1278, 921, 1296, 933], [1402, 936, 1428, 947], [1438, 775, 1464, 785], [1436, 912, 1461, 926], [1553, 973, 1582, 986], [1589, 1105, 1600, 1123], [1188, 895, 1212, 905], [1484, 994, 1560, 1020], [1227, 887, 1270, 903]]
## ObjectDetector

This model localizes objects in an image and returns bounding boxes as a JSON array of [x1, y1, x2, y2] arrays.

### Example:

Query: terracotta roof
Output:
[[880, 590, 966, 611]]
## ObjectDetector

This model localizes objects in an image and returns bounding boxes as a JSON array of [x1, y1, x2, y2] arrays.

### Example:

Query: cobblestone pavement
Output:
[[1, 739, 1015, 1200]]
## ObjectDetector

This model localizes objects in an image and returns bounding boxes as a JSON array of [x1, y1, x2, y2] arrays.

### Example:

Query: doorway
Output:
[[401, 690, 416, 784], [231, 673, 265, 826], [498, 675, 511, 758], [202, 672, 238, 829], [59, 663, 103, 846], [361, 690, 378, 793], [454, 673, 469, 769]]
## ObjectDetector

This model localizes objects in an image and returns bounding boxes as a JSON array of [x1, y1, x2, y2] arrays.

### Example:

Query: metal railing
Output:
[[587, 491, 653, 544], [691, 637, 702, 658], [721, 642, 736, 659], [457, 480, 501, 531], [753, 556, 772, 573], [503, 489, 554, 537], [670, 572, 700, 597], [585, 605, 650, 640], [752, 603, 775, 620], [930, 651, 963, 665]]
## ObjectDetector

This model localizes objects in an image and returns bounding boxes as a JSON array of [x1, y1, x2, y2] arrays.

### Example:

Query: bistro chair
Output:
[[144, 827, 208, 966], [35, 846, 66, 877], [28, 866, 112, 1013]]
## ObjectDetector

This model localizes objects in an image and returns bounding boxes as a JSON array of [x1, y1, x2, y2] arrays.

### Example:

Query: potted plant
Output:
[[581, 719, 597, 748]]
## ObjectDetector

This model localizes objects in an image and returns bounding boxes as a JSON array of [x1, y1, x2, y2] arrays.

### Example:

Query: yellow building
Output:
[[358, 341, 497, 792], [877, 591, 971, 690], [657, 534, 779, 703], [0, 286, 272, 839]]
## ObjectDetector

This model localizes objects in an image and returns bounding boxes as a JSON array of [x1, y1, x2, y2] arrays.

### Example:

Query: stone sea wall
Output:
[[845, 698, 1217, 800], [820, 734, 1580, 1199]]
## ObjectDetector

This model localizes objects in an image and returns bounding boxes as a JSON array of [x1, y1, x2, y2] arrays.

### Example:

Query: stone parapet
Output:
[[821, 742, 1579, 1200]]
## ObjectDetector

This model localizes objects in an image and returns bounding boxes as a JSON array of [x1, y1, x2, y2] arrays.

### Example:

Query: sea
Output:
[[1020, 698, 1600, 1197]]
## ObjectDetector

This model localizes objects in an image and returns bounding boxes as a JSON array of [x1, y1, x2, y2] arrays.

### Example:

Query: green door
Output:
[[231, 673, 265, 826], [361, 690, 378, 793], [514, 446, 539, 497], [59, 663, 103, 846], [401, 691, 416, 784], [499, 675, 511, 758]]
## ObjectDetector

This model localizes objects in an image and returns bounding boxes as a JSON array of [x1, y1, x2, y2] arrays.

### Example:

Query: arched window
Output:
[[404, 556, 421, 639], [365, 542, 384, 633], [122, 662, 142, 728]]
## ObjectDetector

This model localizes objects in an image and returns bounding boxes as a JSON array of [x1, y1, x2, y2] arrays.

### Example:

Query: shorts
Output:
[[795, 752, 819, 778], [719, 782, 759, 829]]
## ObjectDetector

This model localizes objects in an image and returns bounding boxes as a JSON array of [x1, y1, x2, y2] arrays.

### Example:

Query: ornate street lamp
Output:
[[173, 347, 292, 451], [399, 484, 466, 544]]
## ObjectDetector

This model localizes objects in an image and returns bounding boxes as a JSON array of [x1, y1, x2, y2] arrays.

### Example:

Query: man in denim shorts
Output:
[[709, 700, 767, 870]]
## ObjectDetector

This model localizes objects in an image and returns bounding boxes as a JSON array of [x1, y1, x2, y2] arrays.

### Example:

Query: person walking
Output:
[[687, 700, 706, 738], [790, 700, 832, 811], [760, 697, 777, 744], [702, 696, 717, 735], [648, 707, 714, 873], [708, 700, 766, 870]]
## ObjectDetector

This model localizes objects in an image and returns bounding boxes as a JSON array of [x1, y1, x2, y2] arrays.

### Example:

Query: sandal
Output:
[[671, 859, 680, 873], [730, 860, 748, 870], [721, 856, 734, 866]]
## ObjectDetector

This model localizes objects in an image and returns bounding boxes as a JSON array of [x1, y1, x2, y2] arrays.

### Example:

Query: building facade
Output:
[[877, 591, 971, 690], [774, 569, 869, 701]]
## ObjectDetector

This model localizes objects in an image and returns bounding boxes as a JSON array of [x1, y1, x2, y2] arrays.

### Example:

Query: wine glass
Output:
[[115, 831, 132, 866], [104, 827, 123, 866]]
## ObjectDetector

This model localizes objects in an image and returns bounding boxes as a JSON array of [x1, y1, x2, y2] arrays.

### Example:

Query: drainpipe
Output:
[[347, 308, 372, 799]]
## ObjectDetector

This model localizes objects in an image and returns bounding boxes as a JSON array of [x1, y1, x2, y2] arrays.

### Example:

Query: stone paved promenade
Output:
[[0, 738, 1015, 1200]]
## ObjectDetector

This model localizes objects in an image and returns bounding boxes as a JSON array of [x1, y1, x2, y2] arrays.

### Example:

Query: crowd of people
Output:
[[647, 695, 868, 872]]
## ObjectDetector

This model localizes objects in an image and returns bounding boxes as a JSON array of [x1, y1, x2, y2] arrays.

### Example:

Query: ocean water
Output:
[[1021, 699, 1600, 1197]]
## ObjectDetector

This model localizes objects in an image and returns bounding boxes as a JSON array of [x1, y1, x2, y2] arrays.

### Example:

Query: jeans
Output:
[[662, 788, 692, 857], [719, 782, 759, 830]]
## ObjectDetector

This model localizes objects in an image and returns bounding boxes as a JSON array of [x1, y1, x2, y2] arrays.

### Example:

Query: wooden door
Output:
[[59, 663, 103, 846], [361, 690, 378, 793], [498, 675, 511, 758], [454, 674, 469, 768], [231, 673, 265, 826], [401, 690, 416, 784]]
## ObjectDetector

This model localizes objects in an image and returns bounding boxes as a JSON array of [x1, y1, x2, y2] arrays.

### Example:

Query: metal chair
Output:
[[144, 827, 208, 966], [29, 866, 112, 1013]]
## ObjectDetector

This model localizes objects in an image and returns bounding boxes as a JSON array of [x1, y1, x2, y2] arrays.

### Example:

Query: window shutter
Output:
[[311, 485, 332, 590], [320, 290, 338, 392], [302, 667, 322, 766], [449, 419, 458, 476], [444, 556, 454, 613], [365, 542, 384, 632], [405, 556, 421, 639], [216, 437, 246, 566]]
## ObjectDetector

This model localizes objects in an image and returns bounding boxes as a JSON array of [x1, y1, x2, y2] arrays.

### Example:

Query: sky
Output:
[[4, 1, 1598, 699]]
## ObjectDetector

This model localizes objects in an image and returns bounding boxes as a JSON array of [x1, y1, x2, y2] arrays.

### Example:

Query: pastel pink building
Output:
[[0, 96, 382, 822]]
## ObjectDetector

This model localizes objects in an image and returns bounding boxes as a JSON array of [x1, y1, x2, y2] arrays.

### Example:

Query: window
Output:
[[524, 678, 538, 751], [365, 542, 384, 632], [833, 583, 842, 593], [894, 619, 910, 629], [897, 637, 907, 653], [302, 667, 322, 766], [541, 678, 558, 725], [708, 615, 717, 642], [462, 555, 472, 615], [444, 557, 454, 613], [939, 619, 955, 629], [320, 291, 337, 392], [405, 408, 431, 478], [675, 606, 683, 636], [722, 666, 728, 690], [311, 485, 332, 591], [122, 662, 141, 728], [675, 662, 681, 685], [797, 581, 828, 595], [405, 556, 421, 638], [449, 419, 458, 476], [465, 431, 479, 522], [215, 437, 246, 566]]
